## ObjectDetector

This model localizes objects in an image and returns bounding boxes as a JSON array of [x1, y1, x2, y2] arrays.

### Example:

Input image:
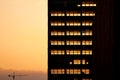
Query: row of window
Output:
[[51, 69, 64, 74], [66, 40, 81, 45], [66, 12, 81, 16], [66, 50, 80, 55], [82, 12, 95, 16], [51, 11, 95, 16], [69, 59, 88, 65], [51, 11, 65, 16], [82, 30, 92, 36], [50, 21, 93, 26], [50, 40, 65, 45], [82, 3, 96, 7], [51, 69, 90, 74], [50, 30, 92, 36], [50, 40, 92, 45], [66, 22, 81, 26], [51, 50, 64, 55], [66, 69, 81, 74], [82, 2, 96, 7], [50, 50, 92, 55], [51, 22, 65, 26], [51, 31, 65, 36], [77, 3, 96, 7]]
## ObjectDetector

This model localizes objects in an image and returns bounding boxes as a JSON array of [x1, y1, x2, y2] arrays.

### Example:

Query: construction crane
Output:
[[8, 72, 28, 80]]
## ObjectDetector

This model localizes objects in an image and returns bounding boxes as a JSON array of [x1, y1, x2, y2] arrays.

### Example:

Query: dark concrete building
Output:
[[48, 0, 113, 80]]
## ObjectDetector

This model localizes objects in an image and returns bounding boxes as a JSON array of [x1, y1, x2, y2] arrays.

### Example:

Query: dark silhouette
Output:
[[8, 72, 27, 80]]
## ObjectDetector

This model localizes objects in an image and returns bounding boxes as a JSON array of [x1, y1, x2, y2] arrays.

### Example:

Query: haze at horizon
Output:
[[0, 0, 47, 79]]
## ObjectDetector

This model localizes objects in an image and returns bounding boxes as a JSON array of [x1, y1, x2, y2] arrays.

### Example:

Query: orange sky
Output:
[[0, 0, 47, 72]]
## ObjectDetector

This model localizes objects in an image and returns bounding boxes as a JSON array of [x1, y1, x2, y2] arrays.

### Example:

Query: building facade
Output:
[[48, 0, 115, 80], [48, 0, 96, 80]]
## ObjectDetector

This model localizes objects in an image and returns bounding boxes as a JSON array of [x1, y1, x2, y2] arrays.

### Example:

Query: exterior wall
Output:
[[48, 0, 113, 80]]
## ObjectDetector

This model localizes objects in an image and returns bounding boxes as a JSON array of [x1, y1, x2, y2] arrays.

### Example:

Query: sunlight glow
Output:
[[0, 0, 47, 72]]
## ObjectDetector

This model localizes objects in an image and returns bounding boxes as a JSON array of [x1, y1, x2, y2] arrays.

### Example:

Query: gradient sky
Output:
[[0, 0, 47, 74]]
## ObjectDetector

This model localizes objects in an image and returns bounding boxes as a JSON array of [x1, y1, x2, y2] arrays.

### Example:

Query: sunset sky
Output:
[[0, 0, 47, 80]]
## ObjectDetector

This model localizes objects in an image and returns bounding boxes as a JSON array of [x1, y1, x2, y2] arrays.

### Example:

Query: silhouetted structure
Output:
[[8, 72, 27, 80], [48, 0, 113, 80]]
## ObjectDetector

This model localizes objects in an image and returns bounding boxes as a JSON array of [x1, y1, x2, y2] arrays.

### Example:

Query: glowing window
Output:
[[51, 21, 65, 26], [82, 59, 89, 65], [51, 50, 65, 55], [86, 69, 90, 74], [82, 11, 95, 16], [69, 62, 72, 65], [66, 22, 81, 26], [66, 40, 81, 45], [66, 50, 81, 55], [51, 11, 65, 16], [74, 50, 81, 55], [82, 2, 96, 7], [51, 31, 65, 36], [82, 50, 92, 55], [66, 31, 81, 36], [69, 50, 74, 54], [82, 30, 92, 36], [66, 69, 81, 74], [82, 69, 90, 74], [51, 69, 65, 74], [50, 40, 65, 45], [82, 40, 92, 45], [66, 11, 81, 16], [82, 59, 86, 65], [72, 59, 88, 65], [51, 69, 57, 74], [73, 60, 81, 64], [86, 62, 89, 64], [82, 21, 93, 26], [70, 69, 74, 74], [77, 4, 81, 7]]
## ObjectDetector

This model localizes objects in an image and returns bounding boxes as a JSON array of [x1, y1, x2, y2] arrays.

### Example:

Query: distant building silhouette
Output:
[[8, 72, 27, 80]]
